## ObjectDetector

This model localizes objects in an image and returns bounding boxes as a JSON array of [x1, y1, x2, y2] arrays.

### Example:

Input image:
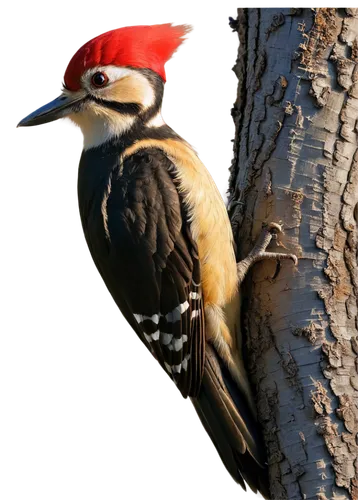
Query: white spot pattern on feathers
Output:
[[133, 301, 189, 328], [160, 333, 173, 346], [164, 362, 172, 373], [161, 333, 188, 351], [171, 354, 190, 373], [164, 301, 189, 322], [142, 294, 197, 378], [133, 313, 160, 324], [142, 330, 188, 349], [143, 330, 160, 343], [164, 354, 191, 374]]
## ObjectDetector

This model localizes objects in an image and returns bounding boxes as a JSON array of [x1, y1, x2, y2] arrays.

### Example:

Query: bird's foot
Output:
[[237, 222, 298, 285]]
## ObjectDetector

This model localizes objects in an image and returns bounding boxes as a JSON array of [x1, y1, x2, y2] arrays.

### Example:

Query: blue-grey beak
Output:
[[17, 93, 85, 127]]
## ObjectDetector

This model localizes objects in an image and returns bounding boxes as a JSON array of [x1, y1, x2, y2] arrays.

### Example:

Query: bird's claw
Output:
[[236, 223, 298, 285], [249, 250, 298, 266]]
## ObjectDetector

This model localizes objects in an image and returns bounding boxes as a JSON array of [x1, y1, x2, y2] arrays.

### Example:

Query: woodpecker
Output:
[[18, 24, 297, 497]]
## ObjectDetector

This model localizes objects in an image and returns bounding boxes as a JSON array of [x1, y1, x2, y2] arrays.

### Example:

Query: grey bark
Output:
[[228, 8, 358, 500]]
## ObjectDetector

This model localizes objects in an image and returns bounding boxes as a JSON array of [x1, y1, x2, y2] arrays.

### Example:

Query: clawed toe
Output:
[[236, 222, 298, 285]]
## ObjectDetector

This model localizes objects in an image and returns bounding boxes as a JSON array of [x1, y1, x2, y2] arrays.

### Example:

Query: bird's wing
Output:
[[79, 143, 269, 495], [103, 147, 205, 398]]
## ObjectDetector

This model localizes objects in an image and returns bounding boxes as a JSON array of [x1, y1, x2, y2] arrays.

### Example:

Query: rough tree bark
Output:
[[228, 8, 358, 500]]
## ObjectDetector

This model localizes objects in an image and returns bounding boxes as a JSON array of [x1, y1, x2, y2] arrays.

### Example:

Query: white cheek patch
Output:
[[69, 106, 135, 150], [146, 112, 165, 128], [70, 65, 158, 149]]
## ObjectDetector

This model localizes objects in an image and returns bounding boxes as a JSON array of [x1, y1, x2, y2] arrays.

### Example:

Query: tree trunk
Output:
[[228, 8, 358, 500]]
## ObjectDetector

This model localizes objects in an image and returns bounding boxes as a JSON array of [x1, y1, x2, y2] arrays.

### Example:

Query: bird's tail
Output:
[[191, 343, 270, 498]]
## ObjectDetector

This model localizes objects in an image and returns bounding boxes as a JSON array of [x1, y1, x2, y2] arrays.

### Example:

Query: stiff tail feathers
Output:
[[191, 344, 270, 498]]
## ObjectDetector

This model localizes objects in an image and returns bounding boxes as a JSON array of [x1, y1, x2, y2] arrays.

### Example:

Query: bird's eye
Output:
[[91, 72, 109, 88]]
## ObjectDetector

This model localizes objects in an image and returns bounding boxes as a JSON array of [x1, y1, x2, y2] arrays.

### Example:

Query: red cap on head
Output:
[[64, 24, 191, 91]]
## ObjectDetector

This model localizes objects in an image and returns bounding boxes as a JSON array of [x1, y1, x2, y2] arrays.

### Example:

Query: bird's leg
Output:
[[237, 222, 298, 286]]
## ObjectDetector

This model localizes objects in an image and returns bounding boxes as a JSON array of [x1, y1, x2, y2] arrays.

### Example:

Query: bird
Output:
[[18, 23, 297, 497]]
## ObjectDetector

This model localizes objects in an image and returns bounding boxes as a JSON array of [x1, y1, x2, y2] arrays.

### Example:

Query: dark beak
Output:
[[17, 93, 85, 127]]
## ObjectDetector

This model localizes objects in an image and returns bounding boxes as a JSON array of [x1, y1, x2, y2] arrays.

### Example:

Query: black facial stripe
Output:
[[140, 101, 161, 123], [88, 96, 141, 115], [81, 68, 164, 121]]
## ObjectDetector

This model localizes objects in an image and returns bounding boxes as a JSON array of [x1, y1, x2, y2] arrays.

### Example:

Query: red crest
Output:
[[62, 21, 194, 90]]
